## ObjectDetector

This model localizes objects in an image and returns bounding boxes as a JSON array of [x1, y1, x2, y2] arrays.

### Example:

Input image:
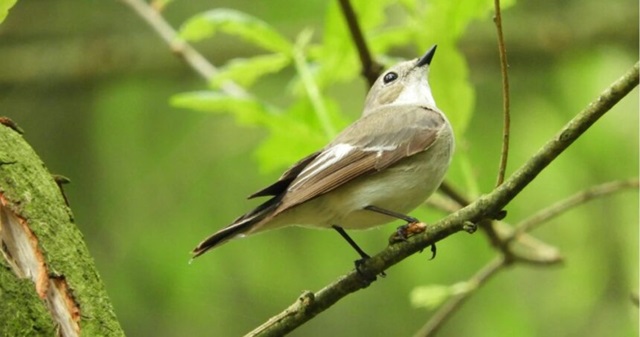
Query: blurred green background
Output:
[[1, 0, 638, 336]]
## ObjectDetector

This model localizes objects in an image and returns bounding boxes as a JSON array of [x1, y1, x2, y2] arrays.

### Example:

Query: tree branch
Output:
[[246, 62, 639, 336], [509, 178, 639, 241], [493, 0, 511, 187], [437, 181, 471, 206], [337, 0, 383, 86], [484, 62, 638, 216], [119, 0, 247, 98]]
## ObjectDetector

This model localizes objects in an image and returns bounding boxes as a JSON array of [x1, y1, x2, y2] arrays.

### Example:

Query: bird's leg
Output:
[[364, 205, 436, 259], [364, 205, 419, 223], [332, 225, 371, 260], [331, 225, 385, 282]]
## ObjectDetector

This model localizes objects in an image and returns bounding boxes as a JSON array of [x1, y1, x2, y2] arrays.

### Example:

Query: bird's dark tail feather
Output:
[[191, 196, 282, 258], [192, 223, 249, 258]]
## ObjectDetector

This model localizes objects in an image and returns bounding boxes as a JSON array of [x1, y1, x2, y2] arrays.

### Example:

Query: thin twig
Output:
[[493, 0, 511, 187], [424, 195, 462, 214], [632, 292, 640, 307], [508, 178, 639, 241], [337, 0, 383, 86], [413, 257, 507, 337], [447, 0, 511, 256], [246, 62, 639, 336], [120, 0, 247, 98], [438, 181, 470, 206]]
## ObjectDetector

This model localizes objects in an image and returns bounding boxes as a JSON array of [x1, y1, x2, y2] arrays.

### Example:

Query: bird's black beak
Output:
[[416, 45, 437, 67]]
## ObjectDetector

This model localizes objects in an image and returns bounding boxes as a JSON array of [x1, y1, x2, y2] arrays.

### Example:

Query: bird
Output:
[[192, 45, 454, 265]]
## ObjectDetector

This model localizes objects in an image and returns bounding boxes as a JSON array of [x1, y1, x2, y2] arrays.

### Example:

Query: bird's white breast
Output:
[[393, 77, 436, 108]]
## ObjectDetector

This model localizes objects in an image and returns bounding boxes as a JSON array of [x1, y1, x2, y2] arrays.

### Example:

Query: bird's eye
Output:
[[383, 72, 398, 84]]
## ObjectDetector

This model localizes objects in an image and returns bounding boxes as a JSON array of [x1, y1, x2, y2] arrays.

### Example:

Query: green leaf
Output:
[[152, 0, 175, 11], [210, 53, 291, 89], [410, 282, 476, 310], [170, 91, 273, 126], [172, 89, 348, 174], [291, 30, 341, 138], [255, 116, 326, 173], [171, 91, 338, 173], [368, 26, 414, 54], [430, 47, 475, 136], [0, 0, 17, 25], [179, 9, 293, 54], [255, 97, 347, 173]]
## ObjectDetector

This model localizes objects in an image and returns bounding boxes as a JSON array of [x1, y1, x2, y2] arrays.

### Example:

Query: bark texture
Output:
[[0, 123, 124, 337]]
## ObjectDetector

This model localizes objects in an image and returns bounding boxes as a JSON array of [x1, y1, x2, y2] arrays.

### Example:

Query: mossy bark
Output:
[[0, 123, 124, 336]]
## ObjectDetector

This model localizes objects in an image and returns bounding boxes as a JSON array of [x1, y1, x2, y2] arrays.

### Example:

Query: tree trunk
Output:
[[0, 121, 124, 337]]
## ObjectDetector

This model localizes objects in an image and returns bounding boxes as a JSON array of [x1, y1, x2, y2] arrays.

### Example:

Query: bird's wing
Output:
[[274, 105, 446, 213], [247, 151, 322, 199]]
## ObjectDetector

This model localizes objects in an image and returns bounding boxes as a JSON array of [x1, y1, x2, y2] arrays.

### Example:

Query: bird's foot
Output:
[[389, 222, 436, 259], [388, 221, 427, 244], [354, 255, 385, 286]]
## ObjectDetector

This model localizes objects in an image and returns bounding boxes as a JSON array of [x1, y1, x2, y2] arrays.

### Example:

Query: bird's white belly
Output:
[[328, 148, 449, 229]]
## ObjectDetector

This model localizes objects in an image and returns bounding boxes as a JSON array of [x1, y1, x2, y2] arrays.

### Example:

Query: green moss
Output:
[[0, 126, 125, 336]]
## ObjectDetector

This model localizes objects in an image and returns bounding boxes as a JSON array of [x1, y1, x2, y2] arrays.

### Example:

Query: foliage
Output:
[[411, 282, 475, 309], [172, 0, 510, 174], [0, 0, 17, 24]]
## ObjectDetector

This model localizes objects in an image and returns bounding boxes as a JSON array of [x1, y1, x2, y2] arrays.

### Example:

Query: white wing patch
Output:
[[363, 145, 398, 158], [290, 143, 354, 189]]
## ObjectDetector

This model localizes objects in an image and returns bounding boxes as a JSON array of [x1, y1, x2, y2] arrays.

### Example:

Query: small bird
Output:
[[193, 45, 454, 264]]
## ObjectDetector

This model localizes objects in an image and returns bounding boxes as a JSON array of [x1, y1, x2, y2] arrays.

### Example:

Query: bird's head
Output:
[[363, 45, 438, 115]]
